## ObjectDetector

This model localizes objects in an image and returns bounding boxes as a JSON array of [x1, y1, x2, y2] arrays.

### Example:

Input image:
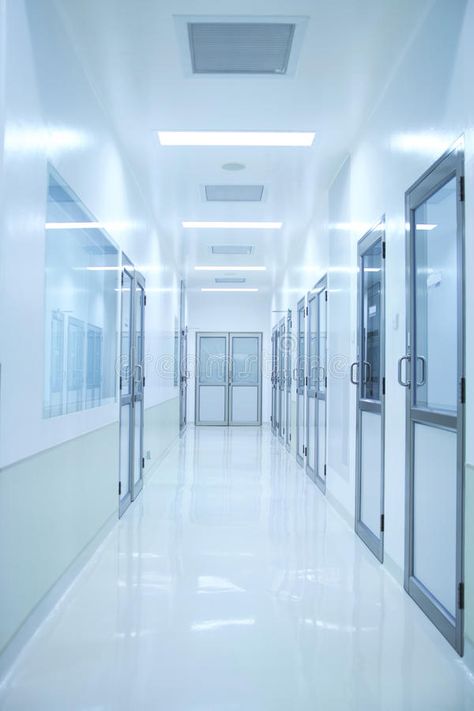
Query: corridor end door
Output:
[[306, 277, 327, 493], [271, 327, 278, 434], [401, 144, 465, 653], [296, 298, 306, 466], [196, 332, 262, 426], [285, 309, 292, 452], [278, 318, 286, 443], [353, 221, 385, 561]]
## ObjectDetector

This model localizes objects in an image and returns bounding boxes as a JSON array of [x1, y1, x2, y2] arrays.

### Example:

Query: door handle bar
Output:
[[350, 362, 360, 385], [398, 356, 411, 387]]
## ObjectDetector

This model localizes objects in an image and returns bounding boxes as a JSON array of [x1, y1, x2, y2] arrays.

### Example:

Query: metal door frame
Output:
[[402, 140, 465, 654], [278, 317, 286, 443], [229, 332, 262, 426], [296, 297, 306, 467], [306, 289, 318, 482], [271, 326, 278, 434], [354, 220, 385, 561], [285, 309, 292, 452], [314, 275, 328, 494], [179, 280, 188, 435], [195, 331, 262, 427], [119, 260, 146, 516], [131, 271, 146, 501]]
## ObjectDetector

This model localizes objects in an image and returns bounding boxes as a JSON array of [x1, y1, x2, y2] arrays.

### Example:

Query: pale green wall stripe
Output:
[[0, 421, 119, 654]]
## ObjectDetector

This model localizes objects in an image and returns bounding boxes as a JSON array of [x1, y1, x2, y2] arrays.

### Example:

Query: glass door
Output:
[[315, 276, 328, 493], [278, 318, 286, 442], [229, 333, 262, 425], [400, 144, 465, 653], [179, 280, 188, 434], [119, 266, 134, 516], [296, 298, 306, 466], [285, 309, 292, 452], [132, 273, 145, 500], [119, 264, 146, 515], [271, 327, 278, 435], [353, 223, 385, 560], [195, 333, 229, 425], [306, 290, 318, 481], [275, 327, 281, 435]]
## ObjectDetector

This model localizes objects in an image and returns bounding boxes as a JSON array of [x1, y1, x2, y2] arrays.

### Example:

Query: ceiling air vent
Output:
[[188, 22, 295, 74], [211, 245, 254, 255], [205, 185, 264, 202], [215, 277, 247, 284]]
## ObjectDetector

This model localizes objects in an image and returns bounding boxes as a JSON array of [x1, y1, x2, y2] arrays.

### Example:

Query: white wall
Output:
[[186, 290, 272, 424], [275, 0, 474, 651], [0, 0, 180, 655]]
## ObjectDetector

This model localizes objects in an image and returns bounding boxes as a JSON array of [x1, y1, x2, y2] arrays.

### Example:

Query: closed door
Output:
[[119, 264, 146, 517], [271, 328, 278, 434], [278, 319, 286, 442], [196, 332, 262, 426], [306, 291, 318, 480], [400, 144, 465, 653], [315, 277, 328, 493], [296, 298, 306, 466], [353, 223, 385, 561], [179, 326, 188, 433], [285, 309, 292, 451], [229, 333, 262, 425]]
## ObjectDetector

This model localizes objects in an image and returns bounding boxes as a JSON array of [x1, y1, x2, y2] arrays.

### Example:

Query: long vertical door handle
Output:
[[350, 362, 360, 385], [397, 356, 411, 387]]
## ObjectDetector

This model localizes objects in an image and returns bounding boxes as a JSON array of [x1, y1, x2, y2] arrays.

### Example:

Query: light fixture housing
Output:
[[183, 220, 281, 229], [158, 131, 315, 147], [194, 265, 266, 271], [201, 287, 259, 292]]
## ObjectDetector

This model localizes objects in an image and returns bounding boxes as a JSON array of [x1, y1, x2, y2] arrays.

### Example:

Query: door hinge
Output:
[[458, 582, 465, 610], [305, 376, 308, 387], [119, 375, 123, 390], [143, 376, 146, 387], [142, 457, 145, 469], [324, 375, 328, 388], [380, 514, 385, 532], [382, 377, 386, 396], [325, 290, 328, 302], [118, 481, 122, 496], [289, 433, 292, 442], [324, 464, 327, 477], [144, 294, 147, 306], [460, 176, 465, 202], [382, 241, 386, 259], [121, 272, 124, 286], [460, 377, 466, 404], [305, 306, 308, 316], [304, 446, 308, 457]]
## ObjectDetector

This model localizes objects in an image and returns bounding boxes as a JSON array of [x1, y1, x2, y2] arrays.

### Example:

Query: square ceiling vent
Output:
[[205, 185, 264, 202], [215, 277, 247, 284], [188, 22, 295, 74], [211, 245, 254, 255]]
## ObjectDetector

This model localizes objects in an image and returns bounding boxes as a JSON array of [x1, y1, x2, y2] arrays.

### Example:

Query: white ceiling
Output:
[[56, 0, 433, 292]]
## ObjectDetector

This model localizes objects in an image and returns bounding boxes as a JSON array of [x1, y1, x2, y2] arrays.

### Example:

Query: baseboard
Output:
[[383, 551, 404, 586], [464, 637, 474, 675], [325, 488, 354, 530], [145, 432, 179, 481], [0, 511, 116, 683]]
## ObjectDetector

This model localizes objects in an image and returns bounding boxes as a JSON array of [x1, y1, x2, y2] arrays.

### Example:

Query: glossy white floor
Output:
[[1, 426, 474, 710]]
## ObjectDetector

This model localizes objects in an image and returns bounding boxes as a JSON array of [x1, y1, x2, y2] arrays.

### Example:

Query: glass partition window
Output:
[[308, 297, 318, 390], [361, 242, 382, 401], [297, 306, 305, 388], [414, 177, 458, 413], [232, 336, 258, 384], [43, 168, 118, 418]]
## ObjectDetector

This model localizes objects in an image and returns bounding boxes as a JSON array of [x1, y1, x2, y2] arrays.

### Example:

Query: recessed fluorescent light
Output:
[[46, 221, 104, 230], [416, 223, 437, 231], [183, 221, 282, 229], [158, 131, 315, 147], [201, 288, 259, 293], [194, 266, 266, 271]]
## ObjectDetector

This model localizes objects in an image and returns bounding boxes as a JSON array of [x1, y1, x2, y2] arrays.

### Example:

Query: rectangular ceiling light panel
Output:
[[205, 185, 264, 202], [158, 131, 314, 146], [188, 22, 295, 74], [183, 221, 281, 229], [211, 245, 253, 255], [202, 288, 258, 292], [215, 277, 246, 284], [194, 266, 266, 271]]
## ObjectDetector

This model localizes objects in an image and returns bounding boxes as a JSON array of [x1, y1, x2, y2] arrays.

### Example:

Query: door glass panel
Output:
[[199, 337, 227, 384], [134, 403, 142, 485], [231, 386, 258, 423], [297, 394, 304, 455], [120, 405, 131, 498], [297, 307, 305, 388], [307, 399, 316, 472], [317, 290, 327, 394], [413, 423, 457, 616], [199, 386, 226, 422], [121, 271, 133, 396], [361, 242, 382, 401], [414, 177, 457, 412], [135, 284, 144, 397], [308, 297, 317, 389], [232, 336, 258, 385], [360, 411, 382, 535], [317, 399, 326, 481]]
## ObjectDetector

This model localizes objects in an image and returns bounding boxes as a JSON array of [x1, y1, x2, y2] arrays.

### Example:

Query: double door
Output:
[[296, 298, 306, 466], [119, 264, 146, 517], [352, 222, 385, 561], [196, 332, 262, 426], [306, 277, 328, 492], [271, 326, 279, 435], [400, 145, 465, 653]]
